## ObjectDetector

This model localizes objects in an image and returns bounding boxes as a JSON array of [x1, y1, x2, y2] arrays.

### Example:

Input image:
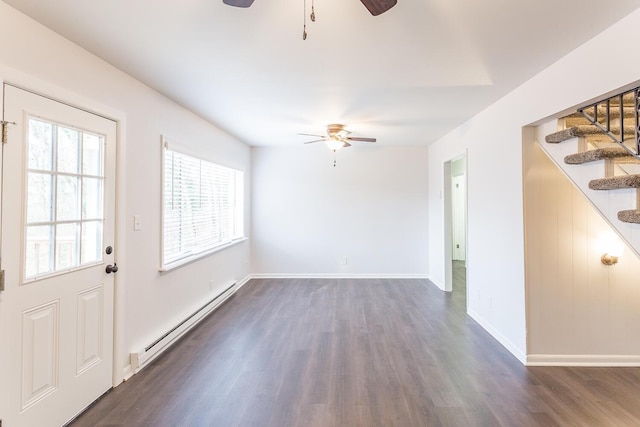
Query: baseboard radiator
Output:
[[130, 282, 237, 374]]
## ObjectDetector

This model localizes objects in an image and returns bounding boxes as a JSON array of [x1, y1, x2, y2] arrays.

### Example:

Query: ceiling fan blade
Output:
[[298, 133, 325, 138], [346, 137, 377, 142], [223, 0, 255, 7], [360, 0, 397, 16], [342, 142, 352, 148], [303, 139, 327, 144]]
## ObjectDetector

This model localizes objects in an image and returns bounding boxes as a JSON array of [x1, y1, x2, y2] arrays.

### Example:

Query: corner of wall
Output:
[[427, 277, 446, 292], [468, 308, 527, 365]]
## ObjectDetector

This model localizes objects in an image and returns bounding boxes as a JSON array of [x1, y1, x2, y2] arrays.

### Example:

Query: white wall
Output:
[[251, 145, 428, 276], [428, 9, 640, 363], [524, 139, 640, 365], [0, 1, 251, 380]]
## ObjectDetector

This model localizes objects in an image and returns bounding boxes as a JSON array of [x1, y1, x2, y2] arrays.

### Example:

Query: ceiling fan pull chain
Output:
[[333, 150, 337, 167], [302, 0, 308, 39], [310, 0, 316, 22]]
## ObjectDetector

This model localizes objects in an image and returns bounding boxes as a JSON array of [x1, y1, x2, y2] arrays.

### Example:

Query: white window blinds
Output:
[[161, 140, 244, 270]]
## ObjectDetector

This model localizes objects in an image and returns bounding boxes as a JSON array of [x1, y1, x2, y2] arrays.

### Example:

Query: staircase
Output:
[[545, 90, 640, 222], [538, 87, 640, 256]]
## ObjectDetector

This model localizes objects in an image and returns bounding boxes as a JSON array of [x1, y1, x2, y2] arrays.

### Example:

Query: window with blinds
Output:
[[161, 140, 244, 270]]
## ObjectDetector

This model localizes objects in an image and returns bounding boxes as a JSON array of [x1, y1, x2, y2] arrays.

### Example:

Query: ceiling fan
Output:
[[300, 123, 376, 151], [222, 0, 397, 16]]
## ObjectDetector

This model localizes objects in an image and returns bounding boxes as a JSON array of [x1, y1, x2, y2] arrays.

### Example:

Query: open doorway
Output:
[[443, 155, 467, 304], [451, 157, 466, 298]]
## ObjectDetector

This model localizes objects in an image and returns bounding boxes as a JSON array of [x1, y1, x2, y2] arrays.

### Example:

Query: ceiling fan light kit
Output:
[[325, 137, 347, 151], [299, 124, 376, 166]]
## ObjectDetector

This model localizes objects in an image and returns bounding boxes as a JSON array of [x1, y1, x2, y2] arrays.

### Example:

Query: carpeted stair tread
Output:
[[591, 140, 624, 149], [614, 156, 640, 164], [565, 106, 636, 126], [564, 147, 632, 164], [588, 141, 640, 155], [564, 116, 596, 127], [618, 209, 640, 224], [546, 126, 603, 143], [568, 105, 636, 119], [589, 174, 640, 190], [546, 125, 635, 144]]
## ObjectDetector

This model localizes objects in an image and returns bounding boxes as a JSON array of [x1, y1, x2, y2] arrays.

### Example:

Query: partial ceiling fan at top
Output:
[[222, 0, 397, 16]]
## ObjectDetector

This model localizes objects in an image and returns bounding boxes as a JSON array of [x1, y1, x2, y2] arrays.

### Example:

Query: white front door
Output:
[[0, 85, 117, 427]]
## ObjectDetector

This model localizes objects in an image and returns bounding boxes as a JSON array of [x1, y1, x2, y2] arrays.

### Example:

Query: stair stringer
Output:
[[533, 119, 640, 259]]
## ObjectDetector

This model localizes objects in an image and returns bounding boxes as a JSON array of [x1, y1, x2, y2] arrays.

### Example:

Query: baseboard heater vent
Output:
[[130, 282, 236, 374]]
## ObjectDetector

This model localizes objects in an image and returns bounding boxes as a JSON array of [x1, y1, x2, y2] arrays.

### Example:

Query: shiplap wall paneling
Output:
[[524, 133, 640, 361]]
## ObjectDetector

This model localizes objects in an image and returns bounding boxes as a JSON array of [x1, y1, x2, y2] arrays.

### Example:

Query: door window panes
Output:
[[26, 173, 53, 223], [25, 225, 53, 278], [55, 223, 78, 270], [57, 127, 80, 173], [83, 133, 103, 176], [27, 119, 53, 171], [24, 117, 106, 280], [56, 175, 80, 221], [82, 178, 103, 220]]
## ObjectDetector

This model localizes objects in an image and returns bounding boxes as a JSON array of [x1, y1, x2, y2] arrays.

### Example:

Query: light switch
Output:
[[134, 215, 142, 231]]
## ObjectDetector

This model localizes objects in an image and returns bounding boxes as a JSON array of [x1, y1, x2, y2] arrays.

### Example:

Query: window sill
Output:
[[159, 237, 248, 272]]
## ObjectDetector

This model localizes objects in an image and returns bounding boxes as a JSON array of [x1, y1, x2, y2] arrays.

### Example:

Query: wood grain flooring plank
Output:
[[70, 269, 640, 427]]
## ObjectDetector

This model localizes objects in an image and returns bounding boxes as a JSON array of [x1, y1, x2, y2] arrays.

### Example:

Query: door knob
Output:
[[105, 263, 119, 274]]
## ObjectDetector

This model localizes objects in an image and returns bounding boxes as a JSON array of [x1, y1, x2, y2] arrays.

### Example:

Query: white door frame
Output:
[[443, 153, 468, 304], [0, 75, 127, 388], [443, 161, 454, 292]]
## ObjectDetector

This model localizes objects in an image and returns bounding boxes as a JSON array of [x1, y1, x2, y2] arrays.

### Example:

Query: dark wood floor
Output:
[[71, 268, 640, 426]]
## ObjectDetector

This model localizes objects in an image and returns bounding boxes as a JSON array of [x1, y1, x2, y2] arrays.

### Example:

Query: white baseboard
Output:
[[248, 273, 428, 279], [468, 308, 527, 365], [236, 274, 252, 290], [526, 354, 640, 367], [122, 365, 134, 382]]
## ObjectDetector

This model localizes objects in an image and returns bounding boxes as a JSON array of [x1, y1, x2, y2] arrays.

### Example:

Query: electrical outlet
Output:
[[341, 257, 348, 266]]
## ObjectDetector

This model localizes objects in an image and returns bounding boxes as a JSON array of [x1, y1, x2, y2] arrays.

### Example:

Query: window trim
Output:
[[160, 136, 245, 272], [158, 236, 247, 272]]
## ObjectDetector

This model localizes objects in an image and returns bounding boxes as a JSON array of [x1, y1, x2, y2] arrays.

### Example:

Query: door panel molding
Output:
[[1, 84, 117, 426]]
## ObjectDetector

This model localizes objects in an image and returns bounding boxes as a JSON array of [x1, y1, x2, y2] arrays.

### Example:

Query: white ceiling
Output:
[[4, 0, 640, 146]]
